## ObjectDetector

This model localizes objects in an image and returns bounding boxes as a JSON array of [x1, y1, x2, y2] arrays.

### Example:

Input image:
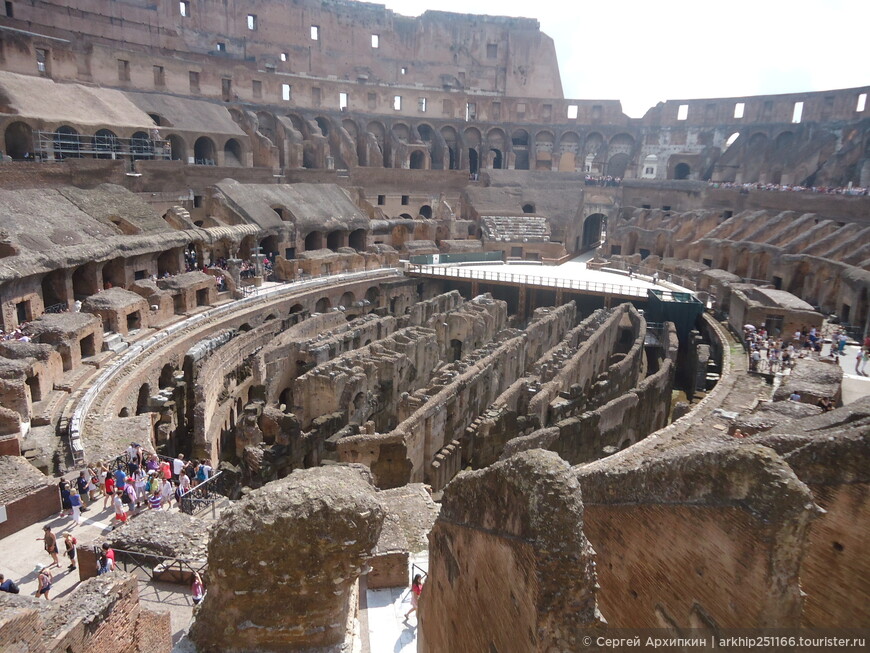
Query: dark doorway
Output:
[[449, 339, 462, 362], [582, 214, 605, 250], [490, 148, 503, 169], [674, 163, 691, 180], [4, 122, 33, 159], [409, 151, 424, 169], [468, 148, 479, 175]]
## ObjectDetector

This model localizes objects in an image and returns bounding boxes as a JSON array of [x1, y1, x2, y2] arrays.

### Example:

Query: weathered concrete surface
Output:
[[576, 444, 818, 630], [419, 450, 601, 652], [190, 464, 385, 653], [773, 358, 843, 405]]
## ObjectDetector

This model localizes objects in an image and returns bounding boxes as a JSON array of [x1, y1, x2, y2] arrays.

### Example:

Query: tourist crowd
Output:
[[709, 181, 868, 196], [585, 175, 621, 187]]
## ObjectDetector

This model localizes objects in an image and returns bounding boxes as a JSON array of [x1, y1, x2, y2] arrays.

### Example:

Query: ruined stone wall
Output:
[[752, 425, 870, 629], [528, 304, 643, 426], [190, 465, 384, 653], [419, 450, 600, 652], [293, 326, 440, 431], [0, 573, 171, 653], [337, 302, 576, 487], [576, 444, 816, 630]]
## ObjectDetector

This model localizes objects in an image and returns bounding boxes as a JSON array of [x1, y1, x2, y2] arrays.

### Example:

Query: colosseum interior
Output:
[[0, 1, 867, 652]]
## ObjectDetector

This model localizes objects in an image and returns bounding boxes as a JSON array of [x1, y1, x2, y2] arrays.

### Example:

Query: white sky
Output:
[[380, 0, 870, 118]]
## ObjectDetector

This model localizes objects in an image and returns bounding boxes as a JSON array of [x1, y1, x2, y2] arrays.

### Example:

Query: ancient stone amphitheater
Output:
[[0, 1, 867, 651]]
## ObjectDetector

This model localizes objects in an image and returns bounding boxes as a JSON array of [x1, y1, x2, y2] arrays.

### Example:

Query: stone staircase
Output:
[[103, 331, 129, 354], [481, 215, 551, 242]]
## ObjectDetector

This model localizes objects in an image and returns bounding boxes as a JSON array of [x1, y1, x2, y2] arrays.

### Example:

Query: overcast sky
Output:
[[380, 0, 869, 118]]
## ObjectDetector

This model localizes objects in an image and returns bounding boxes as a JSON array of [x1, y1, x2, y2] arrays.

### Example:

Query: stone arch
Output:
[[168, 134, 187, 161], [511, 129, 530, 170], [674, 162, 691, 180], [392, 123, 410, 143], [583, 132, 605, 172], [534, 130, 554, 170], [159, 364, 175, 389], [419, 205, 433, 219], [54, 126, 81, 159], [349, 229, 366, 251], [136, 383, 151, 415], [315, 297, 331, 313], [289, 303, 304, 315], [4, 121, 33, 159], [326, 231, 344, 251], [410, 150, 425, 169], [194, 136, 217, 165], [557, 131, 581, 171], [223, 138, 244, 166], [464, 127, 482, 174], [314, 117, 330, 137], [131, 131, 153, 160], [94, 129, 120, 159], [260, 235, 279, 259], [339, 291, 355, 309], [582, 214, 606, 250], [366, 120, 387, 166], [609, 133, 635, 151], [441, 125, 459, 170], [607, 153, 630, 178], [304, 231, 324, 251]]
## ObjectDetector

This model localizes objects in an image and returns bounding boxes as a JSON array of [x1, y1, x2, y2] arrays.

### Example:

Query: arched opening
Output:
[[102, 258, 125, 289], [159, 364, 175, 389], [582, 214, 606, 250], [163, 135, 184, 162], [468, 148, 479, 175], [304, 231, 324, 251], [54, 126, 81, 159], [419, 205, 433, 219], [315, 117, 330, 137], [131, 131, 153, 160], [349, 229, 366, 251], [512, 129, 530, 170], [339, 291, 355, 309], [607, 153, 630, 178], [365, 286, 380, 307], [136, 383, 151, 415], [641, 154, 658, 178], [94, 129, 121, 159], [289, 303, 304, 315], [4, 122, 33, 159], [409, 150, 425, 169], [41, 269, 67, 310], [259, 235, 279, 259], [674, 162, 691, 180], [490, 148, 503, 169], [194, 137, 216, 165], [326, 231, 343, 251], [223, 138, 243, 166], [315, 297, 331, 313], [449, 339, 463, 363], [72, 263, 99, 299], [522, 203, 535, 214], [118, 407, 130, 418]]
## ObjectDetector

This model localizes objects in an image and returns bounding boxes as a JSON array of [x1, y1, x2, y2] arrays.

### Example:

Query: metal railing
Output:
[[179, 471, 232, 516], [44, 302, 68, 314], [34, 130, 172, 161], [96, 546, 207, 582], [409, 264, 649, 298], [604, 260, 698, 292]]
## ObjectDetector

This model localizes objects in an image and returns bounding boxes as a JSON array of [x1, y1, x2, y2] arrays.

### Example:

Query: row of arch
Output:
[[1, 121, 247, 167]]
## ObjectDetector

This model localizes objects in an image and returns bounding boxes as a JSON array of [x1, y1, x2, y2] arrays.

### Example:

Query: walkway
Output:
[[364, 553, 428, 653]]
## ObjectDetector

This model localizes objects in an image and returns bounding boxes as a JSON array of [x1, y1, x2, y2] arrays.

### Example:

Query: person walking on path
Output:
[[404, 574, 424, 620], [191, 571, 205, 605], [63, 532, 78, 571], [69, 488, 83, 526], [35, 566, 52, 600], [38, 526, 60, 567]]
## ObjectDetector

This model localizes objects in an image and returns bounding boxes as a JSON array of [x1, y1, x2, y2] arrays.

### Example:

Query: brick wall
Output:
[[0, 484, 60, 540], [0, 605, 43, 652]]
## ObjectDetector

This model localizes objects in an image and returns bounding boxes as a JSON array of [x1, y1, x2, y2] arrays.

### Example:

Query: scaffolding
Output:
[[33, 130, 173, 161]]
